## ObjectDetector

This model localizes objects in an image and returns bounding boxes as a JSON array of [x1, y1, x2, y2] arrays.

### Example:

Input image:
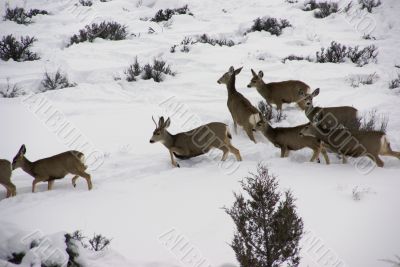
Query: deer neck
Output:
[[21, 157, 36, 177], [262, 123, 278, 143], [162, 131, 175, 149], [226, 77, 238, 96]]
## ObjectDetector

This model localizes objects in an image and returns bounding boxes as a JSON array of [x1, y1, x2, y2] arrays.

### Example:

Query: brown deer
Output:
[[255, 119, 330, 163], [149, 116, 242, 167], [217, 66, 261, 143], [0, 159, 16, 198], [12, 145, 92, 192], [305, 100, 359, 130], [247, 69, 319, 110], [300, 123, 400, 167]]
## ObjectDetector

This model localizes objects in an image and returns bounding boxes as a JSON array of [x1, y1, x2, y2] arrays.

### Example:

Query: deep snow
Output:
[[0, 0, 400, 266]]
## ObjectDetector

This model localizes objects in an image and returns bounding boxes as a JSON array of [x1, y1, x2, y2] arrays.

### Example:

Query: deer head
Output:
[[149, 116, 171, 144], [217, 66, 243, 85]]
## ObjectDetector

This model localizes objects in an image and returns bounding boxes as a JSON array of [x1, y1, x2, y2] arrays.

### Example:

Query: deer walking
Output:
[[0, 159, 16, 198], [12, 145, 92, 192], [255, 119, 330, 163], [247, 69, 319, 110], [149, 116, 242, 167], [217, 66, 261, 143], [300, 123, 400, 167]]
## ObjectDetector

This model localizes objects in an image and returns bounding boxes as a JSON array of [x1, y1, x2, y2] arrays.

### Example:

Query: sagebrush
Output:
[[247, 17, 292, 36], [0, 35, 40, 61], [4, 6, 48, 24], [258, 101, 287, 122], [389, 74, 400, 89], [359, 0, 381, 12], [303, 0, 339, 18], [125, 58, 175, 82], [69, 21, 128, 46], [0, 80, 24, 98], [41, 70, 77, 91], [151, 5, 192, 22]]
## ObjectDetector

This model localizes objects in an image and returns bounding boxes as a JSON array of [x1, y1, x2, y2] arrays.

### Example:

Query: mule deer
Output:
[[149, 116, 242, 167], [12, 145, 92, 192], [247, 69, 319, 110], [300, 123, 400, 167], [305, 97, 359, 130], [217, 66, 261, 143], [255, 119, 330, 163], [0, 159, 16, 198]]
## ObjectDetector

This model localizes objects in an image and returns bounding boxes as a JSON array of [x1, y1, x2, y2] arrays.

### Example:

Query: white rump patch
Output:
[[249, 113, 261, 126]]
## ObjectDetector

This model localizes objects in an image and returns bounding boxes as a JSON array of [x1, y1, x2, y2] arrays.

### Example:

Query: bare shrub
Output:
[[316, 41, 377, 66], [0, 79, 24, 98], [69, 21, 128, 46], [79, 0, 93, 6], [224, 164, 303, 267], [314, 2, 339, 18], [0, 35, 40, 61], [247, 17, 292, 36], [41, 70, 77, 91], [356, 109, 388, 132], [258, 101, 287, 122], [282, 54, 312, 63], [150, 5, 193, 22], [359, 0, 381, 12], [349, 72, 378, 87], [316, 41, 348, 63], [389, 74, 400, 89], [347, 45, 378, 66], [88, 234, 111, 251], [196, 34, 235, 47], [125, 58, 175, 82], [4, 7, 48, 24]]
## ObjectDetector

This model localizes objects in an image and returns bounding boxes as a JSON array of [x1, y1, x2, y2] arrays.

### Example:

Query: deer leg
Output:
[[276, 102, 283, 111], [77, 171, 92, 190], [244, 127, 256, 143], [5, 185, 10, 198], [280, 147, 286, 158], [71, 175, 79, 188], [32, 178, 42, 193], [228, 144, 242, 161], [220, 146, 229, 161], [233, 121, 238, 134], [342, 155, 348, 164], [310, 147, 320, 162], [372, 155, 384, 168], [169, 149, 180, 168], [11, 184, 16, 196], [48, 180, 55, 191], [321, 148, 330, 164], [284, 149, 290, 157]]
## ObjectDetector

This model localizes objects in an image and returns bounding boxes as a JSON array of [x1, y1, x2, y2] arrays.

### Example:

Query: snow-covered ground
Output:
[[1, 0, 399, 266]]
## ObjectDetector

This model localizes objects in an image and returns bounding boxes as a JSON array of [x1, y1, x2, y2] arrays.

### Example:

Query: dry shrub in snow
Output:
[[0, 35, 40, 61], [282, 54, 312, 63], [389, 74, 400, 89], [316, 41, 378, 66], [247, 17, 292, 36], [79, 0, 93, 6], [41, 70, 77, 91], [4, 6, 48, 25], [359, 0, 381, 12], [0, 79, 24, 98], [196, 34, 235, 47], [303, 0, 339, 18], [349, 72, 378, 87], [355, 109, 388, 132], [224, 164, 303, 267], [125, 58, 175, 82], [150, 5, 193, 22], [69, 21, 128, 46], [258, 101, 287, 122]]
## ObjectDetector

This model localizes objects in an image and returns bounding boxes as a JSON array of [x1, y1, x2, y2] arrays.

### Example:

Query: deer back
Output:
[[263, 80, 310, 105], [307, 106, 358, 129], [32, 151, 86, 178], [228, 91, 260, 126]]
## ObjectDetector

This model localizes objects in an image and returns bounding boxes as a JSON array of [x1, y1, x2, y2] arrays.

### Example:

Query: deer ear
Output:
[[258, 71, 264, 78], [234, 67, 243, 75], [164, 117, 171, 128], [229, 66, 234, 73], [159, 116, 165, 127], [251, 69, 257, 77], [312, 88, 320, 97], [18, 144, 26, 155]]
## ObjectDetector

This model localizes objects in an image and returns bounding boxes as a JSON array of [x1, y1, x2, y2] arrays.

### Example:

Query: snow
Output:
[[1, 0, 400, 266]]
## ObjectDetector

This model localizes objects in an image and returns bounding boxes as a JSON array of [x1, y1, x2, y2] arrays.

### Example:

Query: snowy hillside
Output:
[[0, 0, 400, 266]]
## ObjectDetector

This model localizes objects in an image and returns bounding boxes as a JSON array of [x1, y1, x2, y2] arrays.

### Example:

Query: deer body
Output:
[[218, 66, 261, 143], [306, 105, 359, 129], [247, 70, 316, 110], [300, 125, 400, 167], [0, 159, 16, 198], [150, 117, 242, 167], [12, 145, 92, 192], [256, 122, 329, 163]]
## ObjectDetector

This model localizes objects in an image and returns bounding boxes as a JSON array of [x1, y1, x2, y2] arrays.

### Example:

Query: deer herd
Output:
[[1, 66, 400, 198]]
